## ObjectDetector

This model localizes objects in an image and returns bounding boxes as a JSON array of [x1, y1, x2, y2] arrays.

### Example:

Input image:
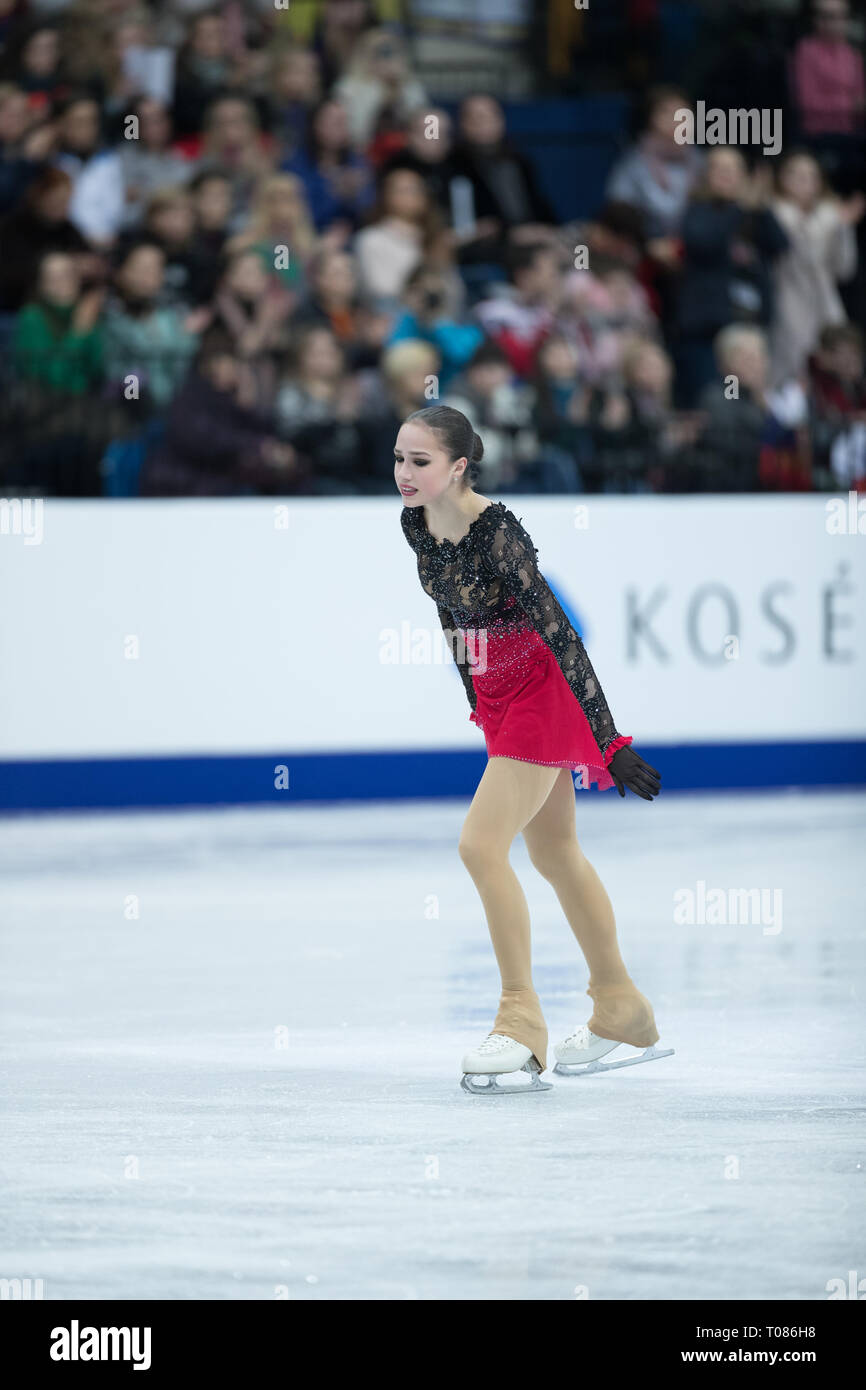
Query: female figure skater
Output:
[[397, 405, 669, 1094]]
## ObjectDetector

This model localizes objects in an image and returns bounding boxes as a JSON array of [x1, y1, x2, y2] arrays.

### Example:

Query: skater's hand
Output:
[[608, 746, 661, 801]]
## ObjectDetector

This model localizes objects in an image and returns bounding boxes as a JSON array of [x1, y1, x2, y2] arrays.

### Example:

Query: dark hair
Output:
[[505, 240, 553, 284], [467, 340, 511, 370], [404, 404, 484, 487]]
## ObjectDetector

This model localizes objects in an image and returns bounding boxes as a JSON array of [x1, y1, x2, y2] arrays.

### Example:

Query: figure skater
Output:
[[397, 404, 671, 1094]]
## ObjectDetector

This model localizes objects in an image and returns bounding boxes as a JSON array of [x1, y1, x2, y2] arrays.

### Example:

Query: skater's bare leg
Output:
[[458, 756, 560, 1068], [522, 769, 659, 1046]]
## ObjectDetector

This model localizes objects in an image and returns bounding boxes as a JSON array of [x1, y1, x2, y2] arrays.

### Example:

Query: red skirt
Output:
[[465, 620, 631, 790]]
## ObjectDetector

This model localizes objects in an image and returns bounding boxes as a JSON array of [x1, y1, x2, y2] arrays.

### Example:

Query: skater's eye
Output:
[[394, 453, 430, 466]]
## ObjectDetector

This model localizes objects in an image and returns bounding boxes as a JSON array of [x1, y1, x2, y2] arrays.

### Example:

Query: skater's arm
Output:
[[481, 509, 624, 757], [436, 601, 478, 713]]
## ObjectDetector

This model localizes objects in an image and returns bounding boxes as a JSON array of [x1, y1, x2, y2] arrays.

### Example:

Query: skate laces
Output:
[[563, 1024, 592, 1048], [477, 1032, 515, 1054]]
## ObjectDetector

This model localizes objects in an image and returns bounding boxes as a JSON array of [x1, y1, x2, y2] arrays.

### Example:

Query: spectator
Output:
[[449, 93, 558, 264], [809, 323, 866, 490], [129, 188, 199, 307], [769, 150, 862, 384], [558, 253, 658, 387], [605, 86, 704, 248], [172, 8, 237, 140], [196, 95, 275, 231], [187, 167, 232, 300], [387, 262, 483, 392], [692, 324, 811, 491], [12, 247, 102, 393], [378, 105, 458, 219], [443, 339, 542, 492], [211, 246, 294, 406], [354, 164, 445, 309], [274, 322, 366, 494], [332, 26, 426, 159], [0, 81, 46, 214], [0, 165, 93, 313], [227, 171, 315, 291], [310, 0, 377, 91], [282, 96, 374, 233], [2, 21, 66, 116], [356, 336, 440, 491], [674, 148, 789, 406], [119, 98, 190, 228], [140, 327, 304, 496], [473, 240, 561, 377], [5, 249, 104, 495], [101, 239, 201, 410], [531, 332, 593, 490], [267, 46, 322, 163], [53, 92, 126, 246], [791, 0, 865, 138]]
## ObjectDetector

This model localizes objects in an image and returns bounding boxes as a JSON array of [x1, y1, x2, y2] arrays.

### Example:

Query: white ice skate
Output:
[[552, 1024, 674, 1077], [460, 1032, 553, 1095]]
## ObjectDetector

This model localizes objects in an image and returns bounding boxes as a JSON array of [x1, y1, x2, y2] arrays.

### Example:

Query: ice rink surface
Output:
[[1, 788, 863, 1301]]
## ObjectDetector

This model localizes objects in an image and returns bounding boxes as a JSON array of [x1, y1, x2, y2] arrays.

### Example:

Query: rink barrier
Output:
[[0, 740, 864, 811]]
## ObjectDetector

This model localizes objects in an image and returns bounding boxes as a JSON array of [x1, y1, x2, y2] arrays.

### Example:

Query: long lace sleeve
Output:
[[481, 510, 625, 756], [436, 601, 478, 713]]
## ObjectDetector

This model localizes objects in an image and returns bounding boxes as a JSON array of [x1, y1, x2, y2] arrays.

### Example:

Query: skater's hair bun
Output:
[[404, 405, 484, 487]]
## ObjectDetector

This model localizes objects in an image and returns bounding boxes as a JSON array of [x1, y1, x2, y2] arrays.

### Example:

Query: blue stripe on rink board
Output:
[[0, 743, 865, 811]]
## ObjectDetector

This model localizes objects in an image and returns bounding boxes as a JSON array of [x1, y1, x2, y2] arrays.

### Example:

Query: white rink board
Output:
[[0, 495, 863, 758]]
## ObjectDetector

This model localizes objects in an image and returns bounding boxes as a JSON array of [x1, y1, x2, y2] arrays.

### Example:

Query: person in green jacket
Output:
[[12, 252, 104, 395]]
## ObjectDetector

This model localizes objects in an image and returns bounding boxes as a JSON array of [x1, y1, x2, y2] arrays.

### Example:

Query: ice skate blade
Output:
[[553, 1044, 675, 1077], [460, 1062, 553, 1095]]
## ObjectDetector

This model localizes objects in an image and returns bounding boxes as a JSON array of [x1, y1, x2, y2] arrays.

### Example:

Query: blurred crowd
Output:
[[0, 0, 864, 498]]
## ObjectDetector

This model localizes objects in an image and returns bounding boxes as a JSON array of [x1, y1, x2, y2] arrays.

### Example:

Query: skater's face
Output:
[[394, 421, 466, 503]]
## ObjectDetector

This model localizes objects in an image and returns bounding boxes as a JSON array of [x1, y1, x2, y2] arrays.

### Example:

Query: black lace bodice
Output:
[[400, 499, 622, 754]]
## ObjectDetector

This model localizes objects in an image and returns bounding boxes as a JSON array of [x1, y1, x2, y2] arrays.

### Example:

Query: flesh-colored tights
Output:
[[457, 758, 659, 1072]]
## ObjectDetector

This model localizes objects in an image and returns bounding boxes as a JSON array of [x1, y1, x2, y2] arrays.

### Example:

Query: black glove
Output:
[[608, 746, 661, 801]]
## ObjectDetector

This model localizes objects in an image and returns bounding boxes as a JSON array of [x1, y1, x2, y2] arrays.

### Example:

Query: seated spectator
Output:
[[292, 246, 386, 369], [195, 95, 276, 232], [227, 171, 315, 292], [274, 322, 366, 494], [449, 93, 558, 265], [187, 168, 233, 301], [267, 46, 322, 164], [1, 20, 66, 117], [354, 164, 446, 311], [0, 81, 46, 215], [473, 240, 561, 377], [0, 166, 94, 313], [620, 336, 704, 490], [140, 328, 305, 496], [12, 248, 103, 393], [53, 93, 126, 247], [129, 188, 200, 307], [674, 148, 788, 406], [531, 333, 593, 490], [101, 239, 202, 411], [119, 98, 190, 228], [691, 324, 812, 491], [308, 0, 378, 91], [770, 150, 862, 385], [809, 323, 866, 490], [172, 8, 238, 140], [102, 9, 176, 123], [378, 105, 459, 221], [387, 263, 483, 392], [791, 0, 865, 138], [558, 253, 659, 387], [356, 337, 441, 492], [282, 96, 374, 234], [443, 339, 542, 492], [211, 247, 294, 406], [5, 250, 104, 495], [332, 26, 426, 160], [605, 86, 704, 248]]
